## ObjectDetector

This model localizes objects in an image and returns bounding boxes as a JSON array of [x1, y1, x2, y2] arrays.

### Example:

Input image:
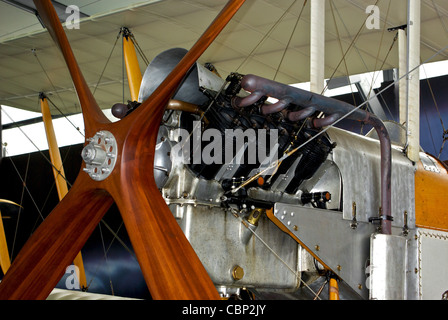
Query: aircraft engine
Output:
[[113, 48, 343, 298], [112, 48, 423, 299]]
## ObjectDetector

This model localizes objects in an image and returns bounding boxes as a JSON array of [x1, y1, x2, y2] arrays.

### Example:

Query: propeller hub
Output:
[[82, 130, 117, 181]]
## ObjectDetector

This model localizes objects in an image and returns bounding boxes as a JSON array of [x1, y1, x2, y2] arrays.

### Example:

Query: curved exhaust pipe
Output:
[[238, 74, 392, 234]]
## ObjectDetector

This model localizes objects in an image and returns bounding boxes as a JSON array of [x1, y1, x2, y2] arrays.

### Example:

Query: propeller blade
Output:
[[105, 0, 246, 299], [0, 174, 113, 300], [0, 0, 246, 300], [110, 171, 219, 300], [33, 0, 110, 134]]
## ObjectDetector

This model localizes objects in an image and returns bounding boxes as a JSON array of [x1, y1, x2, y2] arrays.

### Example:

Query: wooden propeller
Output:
[[0, 0, 245, 300]]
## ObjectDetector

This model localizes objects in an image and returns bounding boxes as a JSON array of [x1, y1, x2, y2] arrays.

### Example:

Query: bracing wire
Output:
[[367, 0, 392, 99], [129, 33, 150, 66], [236, 0, 300, 73], [33, 49, 86, 131], [98, 222, 115, 296], [45, 96, 84, 138], [93, 29, 122, 96], [273, 0, 308, 81], [430, 0, 448, 39], [85, 220, 136, 292], [230, 208, 322, 300], [1, 105, 73, 188], [32, 49, 71, 113], [329, 0, 358, 107], [122, 29, 125, 104], [321, 0, 381, 96], [9, 154, 29, 261], [420, 62, 448, 158], [8, 154, 47, 258]]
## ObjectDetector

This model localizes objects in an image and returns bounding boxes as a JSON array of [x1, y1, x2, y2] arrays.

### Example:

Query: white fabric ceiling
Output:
[[0, 0, 447, 114]]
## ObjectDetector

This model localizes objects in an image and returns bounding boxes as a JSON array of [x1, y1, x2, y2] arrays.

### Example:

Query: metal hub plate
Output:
[[81, 130, 117, 181]]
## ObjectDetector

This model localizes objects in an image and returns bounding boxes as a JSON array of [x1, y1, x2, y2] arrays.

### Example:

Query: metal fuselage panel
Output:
[[162, 161, 305, 292], [416, 228, 448, 299], [326, 127, 415, 229], [269, 127, 420, 299]]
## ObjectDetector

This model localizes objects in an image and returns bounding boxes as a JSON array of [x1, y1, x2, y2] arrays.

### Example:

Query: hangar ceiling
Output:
[[0, 0, 447, 115]]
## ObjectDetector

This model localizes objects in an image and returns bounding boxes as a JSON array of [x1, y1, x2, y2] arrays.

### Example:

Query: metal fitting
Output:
[[232, 265, 244, 281], [82, 130, 117, 181]]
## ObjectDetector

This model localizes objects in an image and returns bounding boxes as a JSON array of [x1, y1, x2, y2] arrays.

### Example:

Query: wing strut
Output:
[[39, 93, 87, 291]]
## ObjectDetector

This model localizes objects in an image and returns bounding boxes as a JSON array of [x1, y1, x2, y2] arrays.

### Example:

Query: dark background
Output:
[[334, 74, 448, 161], [0, 144, 151, 299]]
